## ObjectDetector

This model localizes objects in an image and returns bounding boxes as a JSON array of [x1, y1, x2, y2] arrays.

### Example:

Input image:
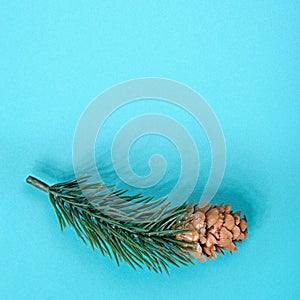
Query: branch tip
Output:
[[26, 175, 49, 193]]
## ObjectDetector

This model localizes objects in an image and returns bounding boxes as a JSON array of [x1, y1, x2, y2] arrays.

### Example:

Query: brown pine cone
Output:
[[176, 202, 248, 262]]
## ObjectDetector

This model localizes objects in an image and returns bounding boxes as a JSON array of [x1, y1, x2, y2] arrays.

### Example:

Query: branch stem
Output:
[[26, 176, 49, 193]]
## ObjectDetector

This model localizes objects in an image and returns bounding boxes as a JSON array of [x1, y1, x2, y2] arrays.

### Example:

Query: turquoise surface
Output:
[[1, 1, 299, 299]]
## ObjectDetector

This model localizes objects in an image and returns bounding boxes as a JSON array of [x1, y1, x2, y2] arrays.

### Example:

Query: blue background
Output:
[[1, 1, 300, 299]]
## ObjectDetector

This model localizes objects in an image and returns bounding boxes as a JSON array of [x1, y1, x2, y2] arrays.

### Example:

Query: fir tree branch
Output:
[[26, 175, 195, 273]]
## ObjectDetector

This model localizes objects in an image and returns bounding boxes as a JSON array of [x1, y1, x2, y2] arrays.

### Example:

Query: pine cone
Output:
[[176, 202, 248, 262]]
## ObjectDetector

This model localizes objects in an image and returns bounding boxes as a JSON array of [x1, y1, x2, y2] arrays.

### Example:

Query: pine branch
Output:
[[26, 175, 195, 273]]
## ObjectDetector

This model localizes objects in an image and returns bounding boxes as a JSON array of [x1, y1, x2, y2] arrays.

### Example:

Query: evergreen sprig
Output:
[[26, 175, 195, 273]]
